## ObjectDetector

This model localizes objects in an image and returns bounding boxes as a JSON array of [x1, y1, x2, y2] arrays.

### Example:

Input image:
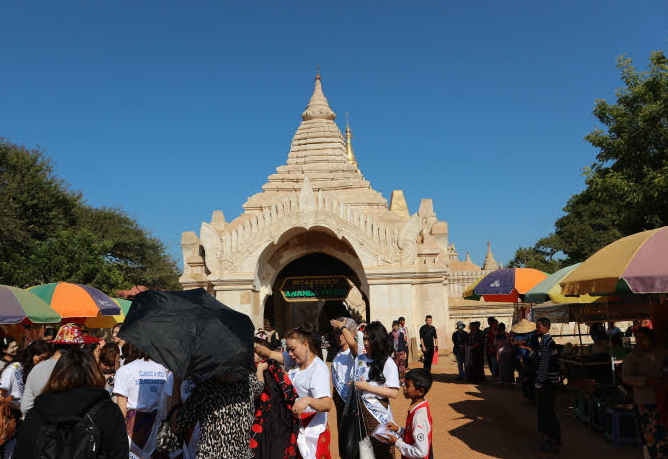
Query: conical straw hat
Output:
[[511, 318, 536, 334]]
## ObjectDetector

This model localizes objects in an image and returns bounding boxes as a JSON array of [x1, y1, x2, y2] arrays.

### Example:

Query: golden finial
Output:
[[345, 113, 358, 166]]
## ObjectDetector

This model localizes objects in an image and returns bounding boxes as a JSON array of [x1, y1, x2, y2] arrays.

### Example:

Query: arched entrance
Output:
[[264, 253, 368, 335], [257, 229, 369, 338]]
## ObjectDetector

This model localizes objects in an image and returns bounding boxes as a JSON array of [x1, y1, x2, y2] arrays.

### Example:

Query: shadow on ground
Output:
[[433, 367, 641, 459]]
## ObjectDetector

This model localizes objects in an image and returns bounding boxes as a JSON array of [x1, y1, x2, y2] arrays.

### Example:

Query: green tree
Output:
[[0, 138, 180, 291], [585, 51, 668, 234], [509, 50, 668, 270], [77, 206, 181, 290], [25, 229, 125, 292], [507, 235, 563, 272]]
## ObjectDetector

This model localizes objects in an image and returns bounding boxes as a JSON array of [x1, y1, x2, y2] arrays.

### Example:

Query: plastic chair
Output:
[[603, 407, 642, 446]]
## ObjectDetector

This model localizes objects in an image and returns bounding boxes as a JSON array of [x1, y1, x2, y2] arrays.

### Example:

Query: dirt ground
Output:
[[327, 358, 643, 459]]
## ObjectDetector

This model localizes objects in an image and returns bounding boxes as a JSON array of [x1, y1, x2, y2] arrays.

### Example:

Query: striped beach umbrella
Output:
[[0, 285, 62, 324], [29, 282, 120, 318], [561, 226, 668, 296]]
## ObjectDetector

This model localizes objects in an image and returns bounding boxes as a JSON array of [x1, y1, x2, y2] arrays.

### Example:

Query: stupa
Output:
[[181, 74, 451, 346]]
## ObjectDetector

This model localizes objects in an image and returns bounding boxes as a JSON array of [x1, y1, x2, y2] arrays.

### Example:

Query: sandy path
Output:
[[327, 359, 642, 459]]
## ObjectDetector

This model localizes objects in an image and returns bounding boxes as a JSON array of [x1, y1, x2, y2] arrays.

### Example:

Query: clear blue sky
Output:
[[1, 1, 667, 270]]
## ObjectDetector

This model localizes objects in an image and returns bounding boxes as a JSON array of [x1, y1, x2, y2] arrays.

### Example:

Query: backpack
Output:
[[34, 398, 108, 459], [0, 395, 17, 445]]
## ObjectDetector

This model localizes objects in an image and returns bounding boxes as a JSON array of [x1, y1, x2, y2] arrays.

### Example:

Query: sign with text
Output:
[[280, 276, 351, 302]]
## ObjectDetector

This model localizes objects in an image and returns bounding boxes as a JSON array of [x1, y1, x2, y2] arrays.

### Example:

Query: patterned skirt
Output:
[[360, 399, 394, 459], [637, 403, 668, 458]]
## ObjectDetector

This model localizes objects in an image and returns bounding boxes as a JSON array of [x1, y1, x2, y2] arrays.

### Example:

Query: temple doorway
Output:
[[263, 252, 369, 338]]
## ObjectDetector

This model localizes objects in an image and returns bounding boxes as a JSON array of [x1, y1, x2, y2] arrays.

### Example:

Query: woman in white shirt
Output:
[[355, 321, 400, 459], [0, 339, 51, 459], [255, 323, 332, 459], [114, 343, 172, 459]]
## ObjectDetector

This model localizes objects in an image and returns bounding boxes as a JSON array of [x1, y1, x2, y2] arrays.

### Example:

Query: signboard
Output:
[[280, 276, 351, 302]]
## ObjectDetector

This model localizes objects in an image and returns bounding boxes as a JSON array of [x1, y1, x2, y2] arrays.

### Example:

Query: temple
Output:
[[180, 75, 505, 349]]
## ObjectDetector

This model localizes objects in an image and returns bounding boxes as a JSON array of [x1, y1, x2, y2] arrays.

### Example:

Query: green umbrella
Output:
[[524, 264, 602, 304], [0, 285, 62, 324]]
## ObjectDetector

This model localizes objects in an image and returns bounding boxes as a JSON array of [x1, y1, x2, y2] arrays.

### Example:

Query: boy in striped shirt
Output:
[[535, 317, 561, 453]]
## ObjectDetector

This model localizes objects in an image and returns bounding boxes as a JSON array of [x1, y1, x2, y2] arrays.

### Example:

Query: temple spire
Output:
[[302, 73, 336, 121], [482, 241, 499, 271], [345, 113, 358, 165]]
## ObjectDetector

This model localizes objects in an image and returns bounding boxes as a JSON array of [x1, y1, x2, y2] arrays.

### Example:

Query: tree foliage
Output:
[[509, 50, 668, 271], [0, 138, 180, 292]]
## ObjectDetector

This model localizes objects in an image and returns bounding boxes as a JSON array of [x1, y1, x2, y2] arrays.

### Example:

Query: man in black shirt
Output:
[[419, 315, 438, 373]]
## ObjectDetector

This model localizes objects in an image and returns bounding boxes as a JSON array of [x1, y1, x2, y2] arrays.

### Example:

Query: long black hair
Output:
[[17, 339, 53, 384], [364, 321, 393, 384]]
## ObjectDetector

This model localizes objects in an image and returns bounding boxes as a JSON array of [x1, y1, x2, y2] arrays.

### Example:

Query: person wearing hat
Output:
[[452, 321, 468, 380], [510, 319, 539, 404], [20, 324, 85, 415]]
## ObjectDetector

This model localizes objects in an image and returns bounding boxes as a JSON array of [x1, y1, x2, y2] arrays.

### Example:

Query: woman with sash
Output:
[[354, 321, 400, 459], [329, 317, 359, 429], [255, 323, 332, 459]]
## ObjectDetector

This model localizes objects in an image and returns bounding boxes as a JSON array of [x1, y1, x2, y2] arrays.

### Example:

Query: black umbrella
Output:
[[118, 288, 255, 381]]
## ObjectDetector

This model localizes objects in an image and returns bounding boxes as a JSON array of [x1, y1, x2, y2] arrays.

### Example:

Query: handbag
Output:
[[356, 389, 376, 459], [339, 381, 363, 459], [154, 403, 182, 452]]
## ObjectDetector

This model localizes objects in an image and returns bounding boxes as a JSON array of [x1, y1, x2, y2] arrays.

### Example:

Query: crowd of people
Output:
[[0, 315, 436, 459], [3, 310, 666, 458]]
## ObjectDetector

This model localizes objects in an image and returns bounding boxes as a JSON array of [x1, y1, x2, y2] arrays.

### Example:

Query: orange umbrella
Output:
[[29, 283, 120, 318], [462, 268, 548, 302]]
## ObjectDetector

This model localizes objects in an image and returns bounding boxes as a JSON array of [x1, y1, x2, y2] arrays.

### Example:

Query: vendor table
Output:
[[560, 357, 623, 383]]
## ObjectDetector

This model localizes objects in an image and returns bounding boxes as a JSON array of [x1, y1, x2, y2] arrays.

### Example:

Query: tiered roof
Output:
[[243, 75, 388, 213]]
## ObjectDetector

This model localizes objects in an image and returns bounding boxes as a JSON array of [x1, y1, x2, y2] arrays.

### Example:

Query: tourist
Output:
[[390, 320, 408, 385], [114, 342, 173, 459], [21, 324, 85, 414], [467, 321, 485, 383], [357, 322, 367, 354], [534, 317, 561, 453], [14, 348, 128, 459], [398, 317, 409, 360], [264, 319, 281, 350], [98, 343, 121, 399], [355, 321, 400, 459], [112, 324, 126, 364], [589, 322, 608, 344], [383, 368, 434, 459], [607, 321, 623, 346], [622, 327, 668, 457], [42, 327, 57, 342], [0, 338, 18, 372], [0, 339, 52, 457], [0, 339, 52, 411], [419, 315, 438, 374], [511, 319, 539, 404], [329, 317, 359, 428], [451, 321, 468, 380], [251, 337, 298, 459], [494, 323, 514, 387], [254, 323, 332, 459], [484, 317, 499, 379], [625, 319, 642, 337]]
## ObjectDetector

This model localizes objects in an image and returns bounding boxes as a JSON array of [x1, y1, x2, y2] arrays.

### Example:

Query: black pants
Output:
[[537, 383, 561, 444], [423, 347, 434, 372]]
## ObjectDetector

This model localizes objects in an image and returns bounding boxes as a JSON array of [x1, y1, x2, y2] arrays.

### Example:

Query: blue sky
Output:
[[1, 1, 667, 270]]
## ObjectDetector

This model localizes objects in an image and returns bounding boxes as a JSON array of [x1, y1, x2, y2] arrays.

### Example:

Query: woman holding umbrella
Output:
[[255, 323, 333, 459]]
